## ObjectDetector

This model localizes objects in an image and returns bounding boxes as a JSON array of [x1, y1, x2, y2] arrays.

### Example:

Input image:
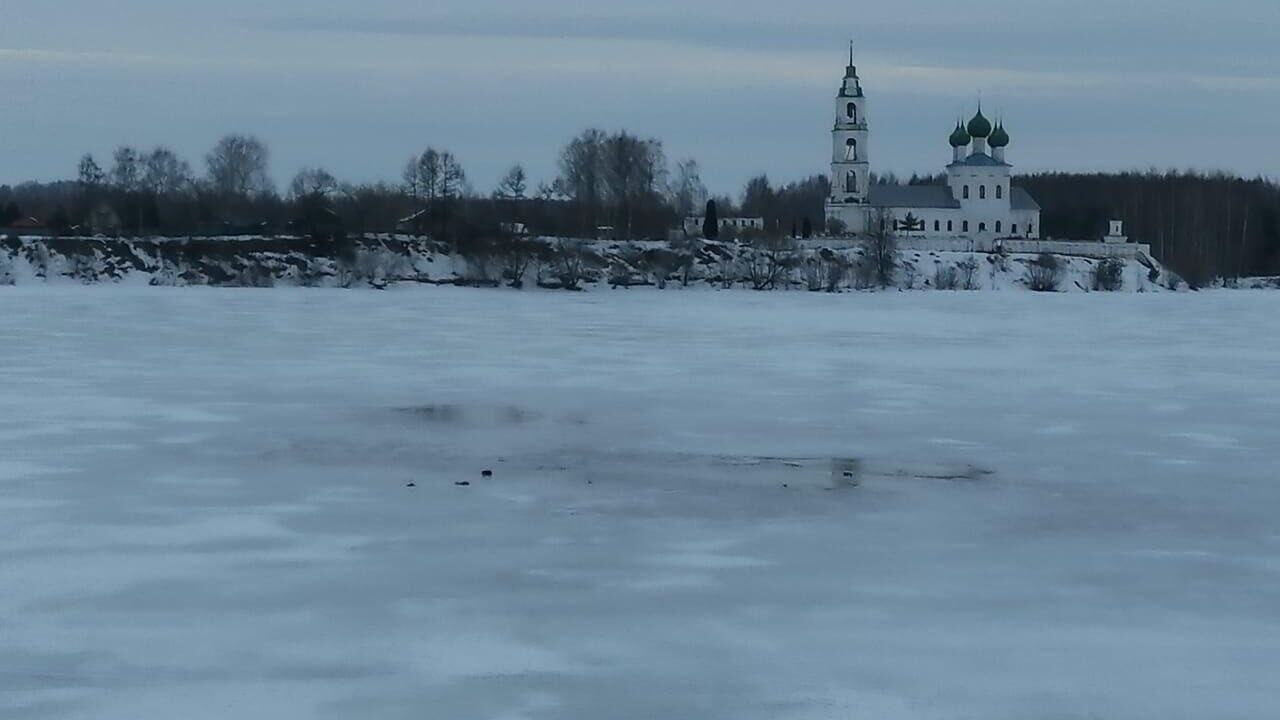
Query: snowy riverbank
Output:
[[1, 234, 1179, 292]]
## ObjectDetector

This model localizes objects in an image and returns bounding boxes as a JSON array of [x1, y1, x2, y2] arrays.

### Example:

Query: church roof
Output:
[[867, 184, 1042, 211], [949, 152, 1009, 167], [868, 185, 960, 209], [1010, 187, 1041, 211]]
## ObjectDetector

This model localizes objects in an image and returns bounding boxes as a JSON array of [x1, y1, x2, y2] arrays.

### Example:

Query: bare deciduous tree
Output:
[[558, 129, 606, 235], [552, 239, 590, 290], [143, 148, 193, 196], [934, 265, 960, 290], [1092, 257, 1125, 291], [206, 134, 273, 200], [495, 164, 528, 201], [957, 255, 981, 290], [110, 146, 144, 193], [745, 233, 798, 290], [670, 158, 708, 219], [498, 231, 536, 288], [78, 154, 105, 190], [289, 167, 339, 200], [1026, 253, 1063, 292], [862, 209, 899, 288]]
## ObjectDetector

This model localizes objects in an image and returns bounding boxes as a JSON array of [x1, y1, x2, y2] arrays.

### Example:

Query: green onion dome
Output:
[[949, 122, 972, 148], [967, 108, 992, 139], [988, 122, 1010, 148]]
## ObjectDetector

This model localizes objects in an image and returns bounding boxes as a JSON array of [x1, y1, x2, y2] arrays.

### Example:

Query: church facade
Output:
[[825, 53, 1041, 239]]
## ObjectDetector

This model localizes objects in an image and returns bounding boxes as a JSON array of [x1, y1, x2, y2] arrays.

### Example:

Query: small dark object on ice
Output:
[[832, 459, 863, 487], [456, 481, 471, 487], [481, 470, 494, 478], [407, 482, 417, 488], [782, 483, 789, 488]]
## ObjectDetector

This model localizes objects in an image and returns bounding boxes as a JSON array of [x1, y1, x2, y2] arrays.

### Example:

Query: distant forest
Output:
[[2, 130, 1277, 286]]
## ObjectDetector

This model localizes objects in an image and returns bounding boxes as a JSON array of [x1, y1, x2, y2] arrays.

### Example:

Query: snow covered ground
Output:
[[2, 286, 1278, 720]]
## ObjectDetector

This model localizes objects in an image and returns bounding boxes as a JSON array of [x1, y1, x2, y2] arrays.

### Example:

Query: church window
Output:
[[996, 221, 1002, 233], [979, 185, 987, 200], [963, 221, 969, 232], [934, 220, 940, 232], [1029, 225, 1035, 236], [963, 186, 970, 199], [845, 139, 857, 161], [1012, 224, 1018, 234], [996, 185, 1004, 200], [979, 222, 987, 232], [845, 171, 858, 193], [847, 103, 856, 121], [947, 220, 953, 232]]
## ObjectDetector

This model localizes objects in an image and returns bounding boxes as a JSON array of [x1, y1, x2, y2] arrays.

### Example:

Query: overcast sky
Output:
[[2, 0, 1278, 195]]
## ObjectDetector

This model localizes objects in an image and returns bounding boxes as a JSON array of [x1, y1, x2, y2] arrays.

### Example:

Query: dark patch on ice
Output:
[[704, 454, 992, 485], [455, 481, 471, 487], [831, 458, 863, 487], [481, 469, 494, 478], [893, 464, 995, 482], [396, 404, 537, 427]]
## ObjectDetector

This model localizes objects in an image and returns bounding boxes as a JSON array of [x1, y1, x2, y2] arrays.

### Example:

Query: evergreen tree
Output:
[[1, 202, 20, 226], [49, 207, 71, 235], [802, 217, 814, 239], [702, 200, 719, 240]]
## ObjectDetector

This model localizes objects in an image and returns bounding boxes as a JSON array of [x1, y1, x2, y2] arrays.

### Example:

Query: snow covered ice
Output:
[[2, 286, 1279, 719]]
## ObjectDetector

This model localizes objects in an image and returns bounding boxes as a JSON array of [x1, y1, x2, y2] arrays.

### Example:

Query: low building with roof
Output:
[[824, 46, 1041, 240]]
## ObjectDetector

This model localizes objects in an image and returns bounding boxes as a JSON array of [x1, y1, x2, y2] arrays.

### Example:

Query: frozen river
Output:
[[2, 286, 1278, 719]]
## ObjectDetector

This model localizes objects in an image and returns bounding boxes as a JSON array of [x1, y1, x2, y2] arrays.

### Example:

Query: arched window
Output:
[[979, 185, 987, 200], [1029, 225, 1035, 236], [947, 220, 953, 232], [847, 103, 857, 121], [1012, 224, 1018, 234], [934, 220, 940, 232], [996, 221, 1002, 233], [845, 139, 857, 161], [963, 186, 970, 200], [996, 185, 1004, 200], [979, 222, 987, 232], [845, 171, 858, 193], [963, 221, 970, 232]]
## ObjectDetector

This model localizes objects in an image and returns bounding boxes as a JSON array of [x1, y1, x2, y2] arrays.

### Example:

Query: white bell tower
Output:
[[827, 44, 871, 232]]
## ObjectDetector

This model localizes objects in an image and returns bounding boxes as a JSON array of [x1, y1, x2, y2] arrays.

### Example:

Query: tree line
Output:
[[2, 131, 1278, 283], [0, 130, 708, 243], [1019, 171, 1280, 286]]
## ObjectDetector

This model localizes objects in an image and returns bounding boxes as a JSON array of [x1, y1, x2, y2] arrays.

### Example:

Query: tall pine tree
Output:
[[702, 200, 719, 240]]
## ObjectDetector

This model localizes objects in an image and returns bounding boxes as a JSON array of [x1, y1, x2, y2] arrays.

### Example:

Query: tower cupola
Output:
[[989, 121, 1009, 162], [949, 122, 971, 162], [988, 122, 1009, 148], [967, 107, 992, 139], [967, 105, 992, 155]]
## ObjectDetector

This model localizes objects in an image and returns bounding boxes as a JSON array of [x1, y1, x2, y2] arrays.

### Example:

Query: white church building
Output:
[[825, 51, 1042, 240]]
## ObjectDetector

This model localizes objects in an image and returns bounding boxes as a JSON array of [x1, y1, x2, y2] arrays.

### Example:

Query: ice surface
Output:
[[2, 286, 1278, 719]]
